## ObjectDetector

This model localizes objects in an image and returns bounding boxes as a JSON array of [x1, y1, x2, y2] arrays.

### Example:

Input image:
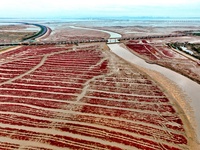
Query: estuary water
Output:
[[74, 25, 200, 142], [108, 43, 200, 142]]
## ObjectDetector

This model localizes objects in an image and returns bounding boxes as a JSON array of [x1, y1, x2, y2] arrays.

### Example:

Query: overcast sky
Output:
[[0, 0, 200, 18]]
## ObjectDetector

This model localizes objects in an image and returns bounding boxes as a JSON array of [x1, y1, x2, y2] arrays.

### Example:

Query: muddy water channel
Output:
[[69, 26, 121, 38], [108, 43, 200, 142], [70, 26, 200, 142], [69, 26, 121, 43]]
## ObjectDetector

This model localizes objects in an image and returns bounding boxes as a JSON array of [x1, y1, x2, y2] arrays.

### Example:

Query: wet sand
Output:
[[109, 43, 200, 145]]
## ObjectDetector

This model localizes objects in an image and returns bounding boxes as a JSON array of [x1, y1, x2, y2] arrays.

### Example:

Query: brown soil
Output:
[[43, 27, 110, 42]]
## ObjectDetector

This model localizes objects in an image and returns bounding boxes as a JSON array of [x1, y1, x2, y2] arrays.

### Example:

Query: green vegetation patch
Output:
[[0, 31, 36, 43], [193, 32, 200, 36]]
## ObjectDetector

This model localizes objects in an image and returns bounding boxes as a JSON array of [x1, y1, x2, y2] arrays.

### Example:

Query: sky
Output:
[[0, 0, 200, 18]]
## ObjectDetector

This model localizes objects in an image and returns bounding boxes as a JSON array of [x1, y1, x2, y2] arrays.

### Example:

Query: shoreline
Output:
[[109, 43, 200, 147], [135, 65, 199, 149]]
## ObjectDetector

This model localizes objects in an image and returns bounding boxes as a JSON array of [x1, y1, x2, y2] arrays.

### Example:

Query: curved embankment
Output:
[[0, 23, 51, 47], [22, 23, 51, 41]]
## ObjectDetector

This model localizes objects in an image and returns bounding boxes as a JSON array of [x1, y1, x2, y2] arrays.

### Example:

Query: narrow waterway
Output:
[[69, 26, 200, 142], [108, 43, 200, 142], [69, 26, 122, 38], [69, 26, 121, 43]]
